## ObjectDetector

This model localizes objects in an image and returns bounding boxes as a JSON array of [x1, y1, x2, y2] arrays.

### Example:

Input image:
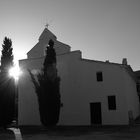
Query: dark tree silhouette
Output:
[[1, 37, 13, 72], [0, 37, 15, 127], [29, 39, 61, 127]]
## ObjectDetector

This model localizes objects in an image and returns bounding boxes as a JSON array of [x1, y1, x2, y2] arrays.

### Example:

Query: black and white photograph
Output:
[[0, 0, 140, 139]]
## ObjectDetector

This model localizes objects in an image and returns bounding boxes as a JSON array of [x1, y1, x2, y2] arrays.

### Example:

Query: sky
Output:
[[0, 0, 140, 70]]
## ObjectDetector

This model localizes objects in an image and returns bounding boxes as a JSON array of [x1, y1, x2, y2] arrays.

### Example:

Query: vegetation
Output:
[[0, 37, 15, 127], [29, 39, 61, 127], [1, 37, 13, 72]]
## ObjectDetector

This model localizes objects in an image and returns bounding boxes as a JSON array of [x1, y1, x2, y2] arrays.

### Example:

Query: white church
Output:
[[18, 28, 140, 126]]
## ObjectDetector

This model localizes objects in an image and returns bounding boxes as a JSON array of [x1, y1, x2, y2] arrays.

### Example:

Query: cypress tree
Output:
[[0, 37, 15, 127], [29, 39, 61, 127], [1, 37, 13, 72]]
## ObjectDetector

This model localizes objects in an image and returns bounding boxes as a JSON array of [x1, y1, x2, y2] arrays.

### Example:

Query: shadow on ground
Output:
[[20, 125, 137, 137], [17, 125, 140, 140], [0, 128, 15, 139]]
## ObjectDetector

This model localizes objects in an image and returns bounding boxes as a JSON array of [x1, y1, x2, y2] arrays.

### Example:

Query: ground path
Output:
[[8, 128, 23, 140], [4, 125, 140, 140]]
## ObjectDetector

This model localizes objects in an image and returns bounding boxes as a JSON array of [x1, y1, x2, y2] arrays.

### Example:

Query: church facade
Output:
[[18, 28, 140, 126]]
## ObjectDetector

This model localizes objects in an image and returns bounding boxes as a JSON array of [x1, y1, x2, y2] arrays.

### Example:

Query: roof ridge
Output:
[[39, 28, 56, 40]]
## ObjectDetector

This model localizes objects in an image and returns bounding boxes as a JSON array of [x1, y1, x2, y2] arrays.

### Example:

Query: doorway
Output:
[[90, 102, 102, 125]]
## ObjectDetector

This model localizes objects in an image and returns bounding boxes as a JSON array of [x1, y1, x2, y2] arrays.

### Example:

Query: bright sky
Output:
[[0, 0, 140, 70]]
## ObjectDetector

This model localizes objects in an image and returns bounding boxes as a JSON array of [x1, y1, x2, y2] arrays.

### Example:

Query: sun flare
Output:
[[9, 65, 22, 80]]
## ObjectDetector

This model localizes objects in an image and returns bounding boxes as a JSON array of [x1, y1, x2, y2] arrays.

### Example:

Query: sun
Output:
[[9, 64, 22, 81]]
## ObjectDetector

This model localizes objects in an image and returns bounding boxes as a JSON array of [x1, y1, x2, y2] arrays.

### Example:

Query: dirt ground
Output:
[[0, 128, 15, 140], [20, 125, 140, 140], [1, 125, 140, 140]]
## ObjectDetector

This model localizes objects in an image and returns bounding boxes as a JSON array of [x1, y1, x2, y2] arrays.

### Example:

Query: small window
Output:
[[136, 83, 140, 92], [96, 72, 103, 82], [108, 95, 116, 110]]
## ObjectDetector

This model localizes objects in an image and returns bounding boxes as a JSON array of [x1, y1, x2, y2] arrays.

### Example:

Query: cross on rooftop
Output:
[[45, 23, 49, 28]]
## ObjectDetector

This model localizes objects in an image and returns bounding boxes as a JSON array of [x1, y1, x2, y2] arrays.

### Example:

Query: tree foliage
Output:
[[1, 37, 13, 72], [29, 39, 61, 127], [0, 37, 15, 127]]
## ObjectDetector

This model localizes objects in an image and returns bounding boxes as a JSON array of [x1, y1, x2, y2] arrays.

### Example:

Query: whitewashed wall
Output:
[[58, 57, 129, 125], [123, 68, 140, 122], [18, 50, 139, 125], [18, 58, 43, 125]]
